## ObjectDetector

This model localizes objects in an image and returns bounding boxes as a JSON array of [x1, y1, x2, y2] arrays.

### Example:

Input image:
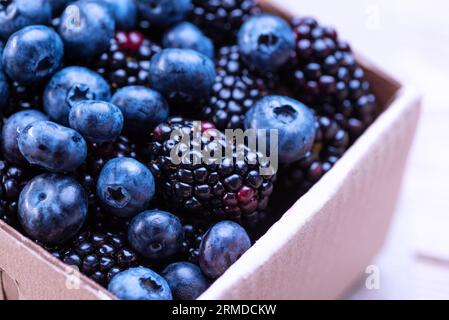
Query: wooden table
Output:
[[277, 0, 449, 299]]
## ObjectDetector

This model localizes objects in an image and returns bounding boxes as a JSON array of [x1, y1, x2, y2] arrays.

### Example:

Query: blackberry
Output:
[[3, 81, 44, 116], [44, 224, 142, 287], [93, 31, 161, 91], [0, 160, 38, 227], [201, 46, 269, 130], [278, 116, 350, 199], [180, 223, 205, 264], [142, 117, 276, 222], [285, 17, 379, 140], [190, 0, 261, 45]]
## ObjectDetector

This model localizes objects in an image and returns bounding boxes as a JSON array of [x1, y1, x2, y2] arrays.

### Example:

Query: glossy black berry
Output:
[[285, 17, 379, 140], [201, 46, 270, 130], [92, 32, 161, 91], [142, 117, 276, 221], [190, 0, 261, 45]]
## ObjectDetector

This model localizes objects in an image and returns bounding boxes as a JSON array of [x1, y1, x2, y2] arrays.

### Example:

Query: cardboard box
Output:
[[0, 0, 421, 300]]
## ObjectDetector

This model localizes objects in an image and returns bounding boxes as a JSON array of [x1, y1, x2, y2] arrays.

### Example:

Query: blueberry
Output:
[[128, 210, 184, 261], [108, 267, 172, 300], [99, 0, 137, 31], [111, 86, 169, 134], [1, 110, 48, 165], [0, 53, 8, 111], [199, 221, 251, 279], [0, 0, 52, 41], [2, 25, 63, 85], [244, 95, 316, 164], [18, 120, 88, 172], [163, 22, 214, 59], [162, 262, 209, 300], [238, 14, 295, 73], [18, 174, 88, 244], [69, 100, 124, 143], [136, 0, 191, 27], [58, 0, 115, 59], [149, 48, 216, 104], [96, 157, 155, 218], [43, 66, 111, 125]]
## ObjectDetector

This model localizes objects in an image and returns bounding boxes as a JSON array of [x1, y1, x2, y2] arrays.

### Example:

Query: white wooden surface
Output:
[[276, 0, 449, 299]]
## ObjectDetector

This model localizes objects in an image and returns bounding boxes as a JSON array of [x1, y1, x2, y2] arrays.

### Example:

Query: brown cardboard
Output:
[[0, 1, 421, 300]]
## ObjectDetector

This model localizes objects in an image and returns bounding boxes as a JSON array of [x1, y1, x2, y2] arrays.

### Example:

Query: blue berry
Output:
[[111, 86, 169, 134], [0, 54, 9, 111], [136, 0, 191, 27], [96, 157, 155, 218], [18, 120, 87, 172], [163, 22, 214, 59], [2, 25, 63, 85], [149, 48, 216, 104], [1, 110, 48, 165], [0, 0, 52, 41], [68, 100, 124, 143], [99, 0, 137, 31], [128, 210, 184, 261], [238, 14, 295, 73], [199, 221, 251, 279], [58, 0, 115, 59], [18, 174, 88, 244], [43, 66, 111, 125], [244, 95, 316, 164], [162, 262, 209, 300], [108, 267, 172, 300]]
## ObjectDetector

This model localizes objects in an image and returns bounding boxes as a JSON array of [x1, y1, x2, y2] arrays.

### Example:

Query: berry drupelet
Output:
[[44, 224, 141, 287], [285, 17, 379, 140], [180, 223, 205, 264], [142, 117, 276, 222], [278, 115, 350, 199], [93, 31, 161, 90], [190, 0, 260, 45], [201, 46, 269, 130], [0, 159, 37, 227]]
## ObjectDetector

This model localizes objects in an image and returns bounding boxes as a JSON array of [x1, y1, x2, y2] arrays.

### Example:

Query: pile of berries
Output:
[[0, 0, 378, 300]]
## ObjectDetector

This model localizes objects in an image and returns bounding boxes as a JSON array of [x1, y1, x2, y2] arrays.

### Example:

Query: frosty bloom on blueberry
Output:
[[0, 53, 9, 111], [149, 48, 216, 105], [128, 210, 184, 261], [108, 266, 172, 300], [68, 100, 124, 143], [238, 14, 295, 73], [18, 174, 88, 244], [96, 157, 155, 218], [163, 22, 214, 59], [1, 109, 48, 165], [58, 0, 115, 59], [43, 66, 111, 125], [99, 0, 138, 31], [18, 120, 87, 173], [162, 262, 209, 300], [111, 86, 169, 134], [0, 0, 52, 41], [245, 95, 316, 164], [2, 25, 64, 85]]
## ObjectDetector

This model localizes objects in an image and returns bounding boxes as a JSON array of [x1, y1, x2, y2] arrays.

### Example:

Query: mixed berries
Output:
[[0, 0, 379, 300]]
